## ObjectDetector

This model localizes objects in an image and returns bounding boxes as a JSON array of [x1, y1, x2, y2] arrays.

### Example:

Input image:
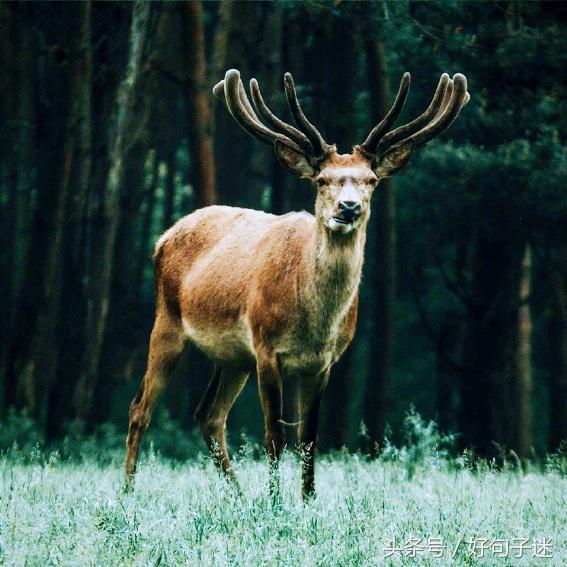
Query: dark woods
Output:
[[0, 1, 565, 457]]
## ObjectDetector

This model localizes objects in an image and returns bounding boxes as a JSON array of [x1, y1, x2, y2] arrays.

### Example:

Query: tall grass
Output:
[[1, 411, 565, 565]]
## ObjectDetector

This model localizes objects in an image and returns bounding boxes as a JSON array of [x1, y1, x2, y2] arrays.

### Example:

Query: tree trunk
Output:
[[162, 153, 177, 231], [514, 245, 533, 458], [12, 4, 36, 302], [264, 4, 286, 215], [68, 2, 93, 267], [213, 1, 258, 206], [183, 0, 216, 208], [549, 244, 567, 451], [3, 3, 42, 411], [21, 3, 94, 428], [45, 1, 94, 436], [459, 231, 530, 458], [88, 145, 150, 428], [70, 3, 126, 425], [26, 114, 75, 427], [162, 149, 189, 422], [135, 151, 159, 304], [362, 38, 396, 452], [0, 4, 27, 406], [32, 2, 95, 434], [73, 0, 153, 420], [6, 5, 81, 425]]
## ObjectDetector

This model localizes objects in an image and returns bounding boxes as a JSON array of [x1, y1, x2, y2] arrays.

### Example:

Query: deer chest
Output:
[[277, 324, 345, 377]]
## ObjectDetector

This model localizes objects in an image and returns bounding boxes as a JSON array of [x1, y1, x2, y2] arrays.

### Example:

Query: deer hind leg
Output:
[[125, 313, 185, 486], [194, 365, 250, 478], [297, 367, 330, 500]]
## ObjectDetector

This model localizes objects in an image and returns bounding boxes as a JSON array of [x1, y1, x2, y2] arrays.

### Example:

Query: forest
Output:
[[0, 0, 566, 461]]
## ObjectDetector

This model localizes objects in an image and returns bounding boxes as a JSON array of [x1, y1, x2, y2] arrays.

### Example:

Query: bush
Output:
[[0, 408, 205, 465], [379, 408, 459, 478], [0, 408, 45, 454]]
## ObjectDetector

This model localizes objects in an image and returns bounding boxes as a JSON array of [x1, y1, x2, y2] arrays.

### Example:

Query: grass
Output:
[[0, 413, 566, 566]]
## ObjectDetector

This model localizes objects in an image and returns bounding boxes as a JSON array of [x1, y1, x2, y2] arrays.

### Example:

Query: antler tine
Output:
[[214, 77, 258, 123], [214, 77, 249, 122], [220, 69, 305, 153], [376, 73, 450, 156], [435, 79, 454, 118], [360, 72, 411, 154], [434, 80, 469, 115], [236, 78, 268, 126], [432, 80, 469, 115], [398, 73, 468, 150], [284, 72, 332, 158], [249, 78, 313, 153], [212, 79, 226, 100]]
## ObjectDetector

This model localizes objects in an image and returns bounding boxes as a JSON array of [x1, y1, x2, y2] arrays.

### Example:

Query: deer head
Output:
[[213, 69, 470, 235]]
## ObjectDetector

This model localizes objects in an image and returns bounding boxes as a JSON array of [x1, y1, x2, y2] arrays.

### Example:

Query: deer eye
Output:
[[316, 178, 327, 187], [366, 178, 378, 186]]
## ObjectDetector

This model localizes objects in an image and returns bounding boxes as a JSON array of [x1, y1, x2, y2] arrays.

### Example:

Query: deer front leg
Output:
[[256, 352, 285, 496], [298, 367, 330, 500]]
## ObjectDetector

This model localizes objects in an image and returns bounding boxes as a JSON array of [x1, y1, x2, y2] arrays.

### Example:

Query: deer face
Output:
[[292, 153, 372, 236], [315, 157, 376, 234], [313, 143, 421, 233], [273, 146, 378, 234], [274, 145, 415, 235]]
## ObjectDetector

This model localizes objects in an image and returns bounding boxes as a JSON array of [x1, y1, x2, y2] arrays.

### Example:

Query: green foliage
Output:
[[0, 408, 205, 465], [380, 408, 458, 479], [546, 443, 567, 478], [0, 408, 45, 455]]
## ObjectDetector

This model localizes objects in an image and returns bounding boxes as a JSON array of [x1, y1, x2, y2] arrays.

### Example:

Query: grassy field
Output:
[[0, 416, 566, 566]]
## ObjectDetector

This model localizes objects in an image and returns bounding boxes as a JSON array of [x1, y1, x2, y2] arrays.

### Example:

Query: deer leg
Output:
[[298, 367, 330, 500], [125, 314, 185, 487], [256, 354, 285, 495], [194, 365, 250, 478]]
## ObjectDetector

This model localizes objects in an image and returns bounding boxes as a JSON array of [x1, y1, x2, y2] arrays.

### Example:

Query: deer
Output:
[[125, 68, 469, 499]]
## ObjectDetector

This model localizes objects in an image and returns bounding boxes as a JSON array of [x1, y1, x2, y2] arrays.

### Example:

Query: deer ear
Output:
[[274, 141, 316, 179], [374, 142, 414, 177]]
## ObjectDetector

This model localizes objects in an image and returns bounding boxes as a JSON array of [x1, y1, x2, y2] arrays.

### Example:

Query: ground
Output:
[[1, 446, 565, 566]]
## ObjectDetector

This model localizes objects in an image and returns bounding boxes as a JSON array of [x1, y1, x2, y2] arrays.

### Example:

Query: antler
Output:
[[361, 72, 411, 153], [360, 72, 470, 159], [283, 72, 333, 158], [249, 78, 311, 151], [213, 69, 332, 162]]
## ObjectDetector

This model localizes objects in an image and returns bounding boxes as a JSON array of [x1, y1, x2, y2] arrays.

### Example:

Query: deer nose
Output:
[[337, 200, 362, 221]]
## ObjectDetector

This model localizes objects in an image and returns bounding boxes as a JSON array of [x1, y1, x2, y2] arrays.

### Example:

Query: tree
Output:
[[362, 35, 396, 452], [515, 246, 533, 457], [549, 244, 567, 451], [73, 0, 154, 420], [5, 3, 78, 425], [183, 0, 216, 208], [0, 3, 33, 410], [213, 1, 259, 206]]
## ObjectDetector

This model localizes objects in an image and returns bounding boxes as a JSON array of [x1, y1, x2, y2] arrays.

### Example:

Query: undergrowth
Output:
[[1, 410, 566, 565]]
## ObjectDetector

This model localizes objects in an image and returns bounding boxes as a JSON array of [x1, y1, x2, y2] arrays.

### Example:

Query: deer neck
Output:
[[300, 217, 368, 332]]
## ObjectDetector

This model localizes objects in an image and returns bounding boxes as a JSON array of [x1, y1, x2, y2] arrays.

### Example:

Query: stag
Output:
[[125, 68, 469, 498]]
